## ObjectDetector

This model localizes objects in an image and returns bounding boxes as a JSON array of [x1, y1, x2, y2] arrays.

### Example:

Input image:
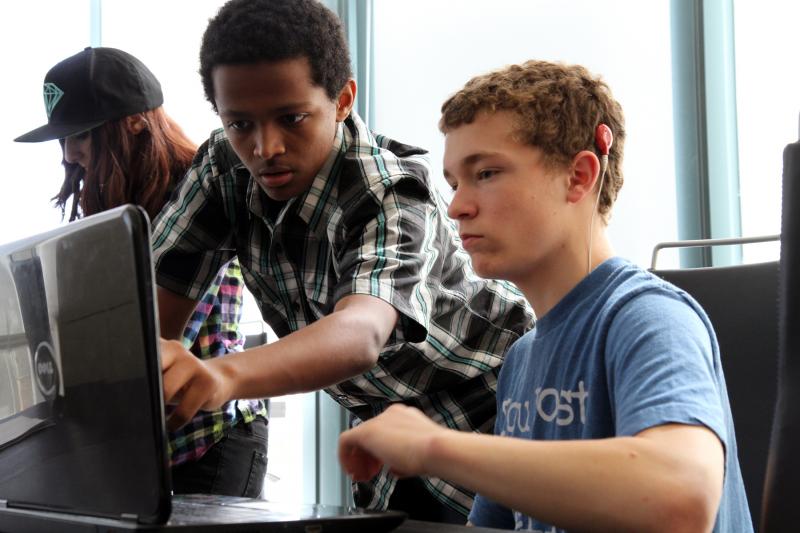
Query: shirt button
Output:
[[292, 301, 301, 312]]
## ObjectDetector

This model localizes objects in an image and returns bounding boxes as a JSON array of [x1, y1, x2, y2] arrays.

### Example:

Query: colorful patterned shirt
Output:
[[166, 259, 268, 466], [151, 112, 534, 514]]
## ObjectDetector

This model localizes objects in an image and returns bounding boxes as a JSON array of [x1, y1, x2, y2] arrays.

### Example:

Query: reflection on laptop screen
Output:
[[0, 246, 59, 448]]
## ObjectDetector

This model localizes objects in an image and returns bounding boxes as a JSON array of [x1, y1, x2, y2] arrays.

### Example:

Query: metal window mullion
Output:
[[671, 0, 712, 267], [336, 0, 375, 129]]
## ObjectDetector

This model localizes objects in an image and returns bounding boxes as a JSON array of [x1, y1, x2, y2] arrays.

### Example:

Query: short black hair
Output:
[[200, 0, 352, 110]]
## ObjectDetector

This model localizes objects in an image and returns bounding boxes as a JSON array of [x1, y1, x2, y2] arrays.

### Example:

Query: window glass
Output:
[[2, 1, 91, 244], [733, 0, 798, 263], [373, 0, 677, 268]]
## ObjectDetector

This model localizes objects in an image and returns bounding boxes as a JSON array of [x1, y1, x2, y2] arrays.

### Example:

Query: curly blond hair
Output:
[[439, 60, 625, 220]]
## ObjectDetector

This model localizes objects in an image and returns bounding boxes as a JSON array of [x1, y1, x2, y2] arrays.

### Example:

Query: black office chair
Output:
[[760, 137, 800, 532], [650, 239, 779, 529]]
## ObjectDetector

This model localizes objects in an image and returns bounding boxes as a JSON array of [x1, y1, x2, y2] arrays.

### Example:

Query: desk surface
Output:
[[396, 519, 506, 532]]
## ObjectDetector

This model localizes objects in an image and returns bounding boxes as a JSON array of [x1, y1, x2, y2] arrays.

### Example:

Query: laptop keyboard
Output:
[[169, 495, 280, 525], [168, 495, 334, 525]]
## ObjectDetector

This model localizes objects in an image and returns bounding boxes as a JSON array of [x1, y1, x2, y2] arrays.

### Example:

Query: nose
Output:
[[446, 184, 477, 221], [254, 124, 286, 160], [63, 136, 84, 166]]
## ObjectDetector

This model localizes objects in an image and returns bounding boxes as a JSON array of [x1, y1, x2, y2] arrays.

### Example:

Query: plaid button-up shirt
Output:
[[152, 112, 533, 515], [167, 259, 267, 466]]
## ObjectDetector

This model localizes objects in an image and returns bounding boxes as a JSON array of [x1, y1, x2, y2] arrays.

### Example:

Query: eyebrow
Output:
[[443, 151, 502, 179], [218, 102, 312, 117]]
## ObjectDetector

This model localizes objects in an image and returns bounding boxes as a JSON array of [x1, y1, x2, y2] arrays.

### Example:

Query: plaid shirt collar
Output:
[[244, 116, 352, 237]]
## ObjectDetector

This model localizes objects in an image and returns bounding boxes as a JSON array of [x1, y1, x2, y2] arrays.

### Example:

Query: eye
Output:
[[226, 120, 252, 131], [477, 168, 499, 180], [281, 113, 309, 126], [442, 174, 458, 191]]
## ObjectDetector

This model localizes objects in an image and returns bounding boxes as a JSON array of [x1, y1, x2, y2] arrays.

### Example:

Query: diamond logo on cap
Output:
[[43, 82, 64, 118]]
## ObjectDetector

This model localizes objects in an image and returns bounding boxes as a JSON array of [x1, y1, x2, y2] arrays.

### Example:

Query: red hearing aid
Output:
[[595, 124, 613, 156]]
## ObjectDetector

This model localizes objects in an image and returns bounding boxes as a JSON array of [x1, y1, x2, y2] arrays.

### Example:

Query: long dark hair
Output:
[[54, 106, 196, 221]]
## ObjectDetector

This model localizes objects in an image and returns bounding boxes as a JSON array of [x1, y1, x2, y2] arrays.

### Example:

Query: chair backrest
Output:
[[652, 259, 779, 529], [760, 139, 800, 532]]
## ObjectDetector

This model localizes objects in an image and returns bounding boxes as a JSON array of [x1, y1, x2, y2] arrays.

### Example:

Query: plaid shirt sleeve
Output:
[[181, 259, 245, 358], [333, 189, 431, 344], [330, 135, 460, 346], [152, 132, 240, 301]]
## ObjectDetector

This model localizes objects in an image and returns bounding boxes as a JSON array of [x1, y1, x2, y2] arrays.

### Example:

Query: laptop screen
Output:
[[0, 206, 170, 524]]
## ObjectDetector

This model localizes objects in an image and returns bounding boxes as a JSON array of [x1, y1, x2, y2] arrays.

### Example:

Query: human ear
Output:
[[334, 79, 357, 122], [565, 150, 601, 204], [124, 114, 148, 135]]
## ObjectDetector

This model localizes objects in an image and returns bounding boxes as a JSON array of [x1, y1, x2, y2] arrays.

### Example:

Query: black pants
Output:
[[387, 476, 469, 524], [170, 417, 268, 498]]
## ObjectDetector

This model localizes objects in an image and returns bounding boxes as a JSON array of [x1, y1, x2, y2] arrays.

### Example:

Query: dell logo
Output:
[[34, 341, 58, 398]]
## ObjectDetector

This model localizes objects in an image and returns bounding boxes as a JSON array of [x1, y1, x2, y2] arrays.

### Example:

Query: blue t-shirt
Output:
[[469, 257, 752, 532]]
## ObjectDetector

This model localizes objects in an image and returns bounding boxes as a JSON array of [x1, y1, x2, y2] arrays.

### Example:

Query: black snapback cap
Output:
[[15, 46, 163, 143]]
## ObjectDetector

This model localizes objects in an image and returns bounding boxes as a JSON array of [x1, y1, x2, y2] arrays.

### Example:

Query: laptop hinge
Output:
[[0, 499, 7, 508], [120, 513, 139, 522]]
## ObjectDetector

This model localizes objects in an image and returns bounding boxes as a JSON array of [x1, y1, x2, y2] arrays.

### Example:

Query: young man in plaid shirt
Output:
[[153, 0, 532, 522]]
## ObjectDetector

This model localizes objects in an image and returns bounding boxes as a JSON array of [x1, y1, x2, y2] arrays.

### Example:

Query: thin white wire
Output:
[[587, 155, 608, 274]]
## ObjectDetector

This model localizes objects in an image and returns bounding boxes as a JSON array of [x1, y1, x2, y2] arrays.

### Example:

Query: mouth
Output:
[[459, 233, 482, 250], [256, 167, 293, 188]]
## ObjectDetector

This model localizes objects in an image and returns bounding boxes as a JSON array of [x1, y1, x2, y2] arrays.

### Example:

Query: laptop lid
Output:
[[0, 205, 171, 524], [0, 204, 407, 532]]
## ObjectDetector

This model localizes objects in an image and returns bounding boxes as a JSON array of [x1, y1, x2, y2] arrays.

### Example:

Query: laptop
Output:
[[0, 205, 406, 532]]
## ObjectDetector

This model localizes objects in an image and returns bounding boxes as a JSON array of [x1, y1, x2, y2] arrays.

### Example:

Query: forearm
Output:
[[157, 286, 198, 340], [425, 431, 719, 533], [212, 307, 387, 399]]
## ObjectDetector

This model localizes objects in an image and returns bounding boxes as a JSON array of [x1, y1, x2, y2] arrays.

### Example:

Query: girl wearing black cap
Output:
[[15, 46, 269, 499], [57, 105, 196, 222]]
